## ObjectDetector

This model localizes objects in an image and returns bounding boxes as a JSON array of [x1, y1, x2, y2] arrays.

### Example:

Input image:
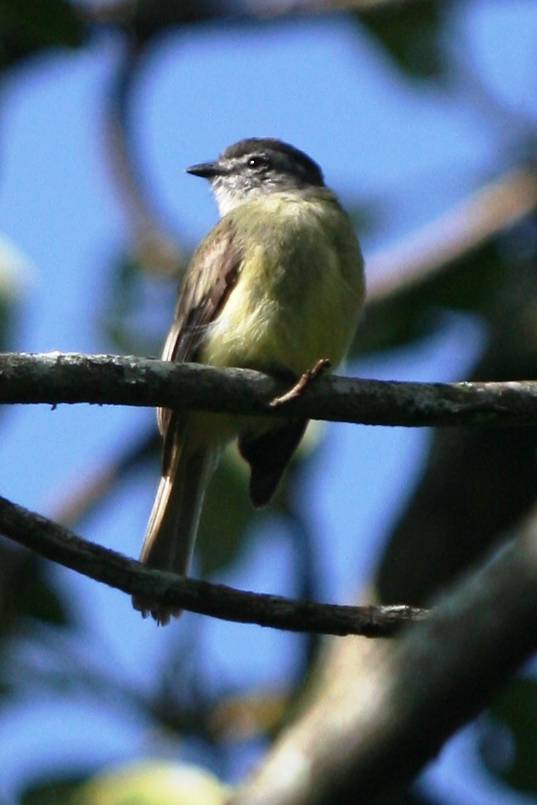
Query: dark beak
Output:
[[186, 160, 223, 179]]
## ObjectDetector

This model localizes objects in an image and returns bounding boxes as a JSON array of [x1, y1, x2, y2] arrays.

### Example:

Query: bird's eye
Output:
[[247, 155, 268, 169]]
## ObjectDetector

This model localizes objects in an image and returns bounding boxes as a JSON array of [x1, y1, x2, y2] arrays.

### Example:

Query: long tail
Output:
[[132, 445, 214, 624]]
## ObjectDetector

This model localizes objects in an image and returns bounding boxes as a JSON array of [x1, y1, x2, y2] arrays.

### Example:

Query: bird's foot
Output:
[[269, 358, 331, 407]]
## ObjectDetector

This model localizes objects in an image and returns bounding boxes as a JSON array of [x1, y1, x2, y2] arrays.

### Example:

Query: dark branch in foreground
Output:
[[1, 352, 537, 428], [0, 495, 427, 636]]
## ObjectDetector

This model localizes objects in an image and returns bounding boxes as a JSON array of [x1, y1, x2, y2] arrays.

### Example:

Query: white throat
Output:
[[212, 183, 247, 217]]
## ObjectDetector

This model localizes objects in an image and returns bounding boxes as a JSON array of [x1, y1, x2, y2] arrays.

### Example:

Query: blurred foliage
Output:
[[20, 762, 229, 805], [75, 762, 229, 805], [20, 776, 86, 805], [4, 551, 69, 629], [209, 687, 290, 741], [480, 678, 537, 795], [0, 0, 82, 69], [352, 240, 507, 355], [102, 254, 179, 357], [0, 500, 73, 644], [0, 235, 27, 351], [359, 0, 447, 80], [0, 544, 71, 705], [196, 449, 261, 576]]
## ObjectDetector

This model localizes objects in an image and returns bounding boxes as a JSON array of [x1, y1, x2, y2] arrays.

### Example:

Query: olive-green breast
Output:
[[200, 189, 365, 376]]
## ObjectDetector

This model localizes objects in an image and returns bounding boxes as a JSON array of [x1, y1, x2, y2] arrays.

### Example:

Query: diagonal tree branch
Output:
[[0, 494, 426, 636], [227, 504, 537, 805], [366, 164, 537, 304], [1, 352, 537, 427], [49, 429, 159, 529]]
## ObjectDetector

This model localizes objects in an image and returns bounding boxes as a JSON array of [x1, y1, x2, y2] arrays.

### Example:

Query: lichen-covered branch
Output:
[[1, 351, 537, 428]]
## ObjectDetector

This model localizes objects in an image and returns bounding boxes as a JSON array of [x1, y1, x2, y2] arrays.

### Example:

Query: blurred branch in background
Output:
[[49, 428, 159, 529], [366, 165, 537, 305], [356, 163, 537, 354], [81, 0, 427, 27], [103, 28, 186, 278]]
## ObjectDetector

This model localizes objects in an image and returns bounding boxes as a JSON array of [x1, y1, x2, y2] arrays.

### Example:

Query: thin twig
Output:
[[104, 36, 185, 277], [0, 495, 427, 636]]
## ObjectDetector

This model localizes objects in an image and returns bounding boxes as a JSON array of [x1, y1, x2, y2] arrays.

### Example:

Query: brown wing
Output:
[[158, 219, 243, 470]]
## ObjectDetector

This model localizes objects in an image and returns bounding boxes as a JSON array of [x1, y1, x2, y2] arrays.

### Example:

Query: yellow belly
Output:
[[199, 191, 365, 377]]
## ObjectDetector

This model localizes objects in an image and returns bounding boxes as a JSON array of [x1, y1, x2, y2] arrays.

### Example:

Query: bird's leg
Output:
[[269, 358, 331, 407]]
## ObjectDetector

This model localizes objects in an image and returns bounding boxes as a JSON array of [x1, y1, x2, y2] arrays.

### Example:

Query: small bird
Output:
[[133, 138, 365, 623]]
